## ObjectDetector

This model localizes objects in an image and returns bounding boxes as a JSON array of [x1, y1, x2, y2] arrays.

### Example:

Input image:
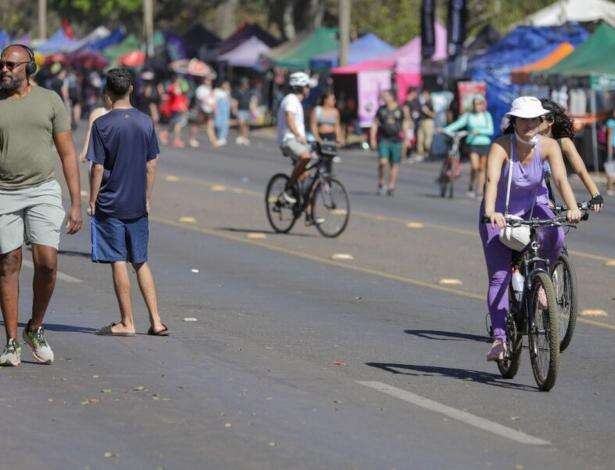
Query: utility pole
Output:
[[143, 0, 155, 58], [339, 0, 351, 66], [38, 0, 47, 41]]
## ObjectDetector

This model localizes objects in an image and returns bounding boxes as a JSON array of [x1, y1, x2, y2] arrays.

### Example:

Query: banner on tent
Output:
[[358, 70, 391, 128], [457, 80, 486, 113]]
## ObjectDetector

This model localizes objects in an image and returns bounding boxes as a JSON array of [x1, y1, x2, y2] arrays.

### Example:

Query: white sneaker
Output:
[[23, 321, 54, 364], [281, 190, 297, 205], [0, 338, 21, 367]]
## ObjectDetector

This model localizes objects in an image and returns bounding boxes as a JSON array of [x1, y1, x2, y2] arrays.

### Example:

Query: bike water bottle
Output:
[[512, 268, 524, 302]]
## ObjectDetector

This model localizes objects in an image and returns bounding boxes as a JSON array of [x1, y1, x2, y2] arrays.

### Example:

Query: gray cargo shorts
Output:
[[280, 138, 310, 163], [0, 179, 65, 254]]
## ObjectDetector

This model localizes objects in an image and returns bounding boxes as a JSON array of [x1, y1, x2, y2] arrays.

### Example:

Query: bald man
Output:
[[0, 44, 83, 366]]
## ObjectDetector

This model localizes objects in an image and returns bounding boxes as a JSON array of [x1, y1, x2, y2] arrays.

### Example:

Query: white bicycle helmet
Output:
[[289, 72, 311, 87]]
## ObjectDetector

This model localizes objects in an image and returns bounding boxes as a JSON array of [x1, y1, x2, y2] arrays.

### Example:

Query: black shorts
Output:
[[468, 144, 490, 157]]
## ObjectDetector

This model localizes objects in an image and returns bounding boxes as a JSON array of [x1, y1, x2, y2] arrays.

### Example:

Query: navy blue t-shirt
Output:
[[87, 108, 159, 219]]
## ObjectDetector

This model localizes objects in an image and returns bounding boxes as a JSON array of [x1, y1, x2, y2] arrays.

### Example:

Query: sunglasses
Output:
[[0, 60, 28, 71]]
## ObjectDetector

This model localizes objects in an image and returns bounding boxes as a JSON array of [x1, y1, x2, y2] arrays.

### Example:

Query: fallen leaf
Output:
[[101, 389, 112, 394], [133, 385, 146, 392], [333, 360, 347, 366]]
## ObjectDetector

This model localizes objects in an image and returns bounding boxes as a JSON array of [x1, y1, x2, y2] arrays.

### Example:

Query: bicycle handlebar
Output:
[[480, 213, 586, 226]]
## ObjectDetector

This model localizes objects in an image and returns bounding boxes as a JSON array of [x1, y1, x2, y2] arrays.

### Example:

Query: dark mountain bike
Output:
[[551, 201, 590, 352], [436, 130, 467, 198], [482, 210, 587, 391], [265, 141, 350, 238]]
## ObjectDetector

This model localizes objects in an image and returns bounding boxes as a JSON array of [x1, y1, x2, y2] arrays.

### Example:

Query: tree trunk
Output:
[[282, 0, 296, 40], [308, 0, 324, 29], [216, 0, 239, 38]]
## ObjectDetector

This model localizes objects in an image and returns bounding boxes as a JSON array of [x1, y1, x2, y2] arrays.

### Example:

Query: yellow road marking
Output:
[[331, 253, 354, 261], [211, 184, 227, 192], [406, 222, 425, 229], [159, 172, 612, 264], [247, 233, 267, 239], [150, 215, 615, 333], [581, 309, 608, 317], [439, 278, 463, 286], [165, 175, 180, 182], [178, 216, 196, 224]]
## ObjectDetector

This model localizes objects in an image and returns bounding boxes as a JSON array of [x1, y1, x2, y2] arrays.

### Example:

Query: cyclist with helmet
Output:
[[481, 97, 581, 361], [277, 72, 313, 204], [537, 98, 603, 212]]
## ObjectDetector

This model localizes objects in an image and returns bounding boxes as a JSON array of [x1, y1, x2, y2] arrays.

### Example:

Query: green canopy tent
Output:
[[103, 34, 141, 63], [540, 23, 615, 173], [271, 28, 338, 70]]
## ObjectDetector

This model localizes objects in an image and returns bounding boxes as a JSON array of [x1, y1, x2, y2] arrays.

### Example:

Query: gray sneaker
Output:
[[23, 322, 54, 364], [0, 338, 22, 367]]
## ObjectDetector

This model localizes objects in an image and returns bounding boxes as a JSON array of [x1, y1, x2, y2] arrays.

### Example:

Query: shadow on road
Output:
[[366, 362, 535, 391], [405, 329, 491, 343], [0, 322, 97, 334], [216, 227, 314, 238]]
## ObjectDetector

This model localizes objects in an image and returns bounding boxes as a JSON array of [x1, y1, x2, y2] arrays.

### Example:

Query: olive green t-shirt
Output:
[[0, 85, 71, 189]]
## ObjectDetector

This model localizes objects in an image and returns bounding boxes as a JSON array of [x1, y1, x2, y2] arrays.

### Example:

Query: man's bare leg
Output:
[[288, 154, 311, 188], [110, 262, 135, 333], [388, 163, 399, 190], [132, 262, 164, 332], [378, 160, 387, 189], [30, 244, 58, 329], [0, 248, 22, 340]]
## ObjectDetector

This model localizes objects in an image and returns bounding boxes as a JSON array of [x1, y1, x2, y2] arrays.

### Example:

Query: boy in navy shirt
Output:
[[87, 69, 168, 336]]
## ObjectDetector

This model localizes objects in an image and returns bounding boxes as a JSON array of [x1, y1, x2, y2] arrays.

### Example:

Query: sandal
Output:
[[147, 324, 169, 336], [96, 322, 136, 337]]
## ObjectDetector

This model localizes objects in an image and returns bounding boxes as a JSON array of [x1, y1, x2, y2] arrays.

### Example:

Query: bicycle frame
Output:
[[292, 152, 335, 213]]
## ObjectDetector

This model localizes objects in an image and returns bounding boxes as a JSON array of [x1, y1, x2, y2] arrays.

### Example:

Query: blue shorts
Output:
[[91, 214, 149, 263]]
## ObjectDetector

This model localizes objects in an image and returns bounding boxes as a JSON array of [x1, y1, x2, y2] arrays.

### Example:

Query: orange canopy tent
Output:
[[511, 42, 574, 84]]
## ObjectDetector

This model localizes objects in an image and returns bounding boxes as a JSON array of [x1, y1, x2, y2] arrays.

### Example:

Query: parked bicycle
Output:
[[436, 130, 468, 198], [265, 141, 350, 238], [482, 209, 587, 391]]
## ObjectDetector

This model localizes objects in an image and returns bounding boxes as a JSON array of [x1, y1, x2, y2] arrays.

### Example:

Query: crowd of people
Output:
[[0, 39, 610, 367]]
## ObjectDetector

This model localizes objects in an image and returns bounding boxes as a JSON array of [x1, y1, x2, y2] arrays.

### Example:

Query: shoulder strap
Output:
[[505, 135, 514, 216]]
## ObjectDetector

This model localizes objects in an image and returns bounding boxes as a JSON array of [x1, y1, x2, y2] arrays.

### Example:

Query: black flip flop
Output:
[[147, 324, 169, 336]]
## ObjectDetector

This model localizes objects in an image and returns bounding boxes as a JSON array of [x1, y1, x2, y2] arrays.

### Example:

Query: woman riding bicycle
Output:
[[538, 98, 604, 212], [481, 97, 581, 361], [444, 96, 494, 198]]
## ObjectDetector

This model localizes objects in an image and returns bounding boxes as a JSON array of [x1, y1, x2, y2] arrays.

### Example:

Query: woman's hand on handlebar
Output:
[[590, 194, 604, 212], [486, 212, 506, 229], [566, 208, 582, 223]]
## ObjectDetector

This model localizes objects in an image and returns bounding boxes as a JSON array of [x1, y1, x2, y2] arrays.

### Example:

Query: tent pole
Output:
[[339, 0, 351, 67], [590, 88, 600, 174], [38, 0, 47, 41]]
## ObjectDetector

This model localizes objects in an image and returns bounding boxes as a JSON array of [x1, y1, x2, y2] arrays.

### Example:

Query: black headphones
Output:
[[2, 43, 37, 76]]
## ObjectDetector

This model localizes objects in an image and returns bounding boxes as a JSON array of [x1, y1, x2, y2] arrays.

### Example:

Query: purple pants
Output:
[[479, 204, 564, 341]]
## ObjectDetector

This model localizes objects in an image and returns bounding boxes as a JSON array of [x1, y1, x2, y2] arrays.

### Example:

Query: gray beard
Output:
[[0, 76, 22, 94]]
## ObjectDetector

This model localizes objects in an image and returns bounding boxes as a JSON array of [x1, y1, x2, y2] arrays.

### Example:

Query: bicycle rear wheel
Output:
[[265, 173, 298, 234], [312, 177, 350, 238], [528, 272, 560, 391], [552, 254, 577, 352]]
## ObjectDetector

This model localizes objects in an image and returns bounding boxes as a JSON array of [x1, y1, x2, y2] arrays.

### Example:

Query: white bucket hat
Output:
[[506, 96, 550, 118]]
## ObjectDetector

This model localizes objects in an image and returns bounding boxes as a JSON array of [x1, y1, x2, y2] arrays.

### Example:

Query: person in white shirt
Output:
[[277, 72, 312, 204], [189, 75, 218, 148]]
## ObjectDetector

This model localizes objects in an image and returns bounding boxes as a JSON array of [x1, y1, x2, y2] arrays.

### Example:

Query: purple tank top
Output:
[[495, 136, 544, 216]]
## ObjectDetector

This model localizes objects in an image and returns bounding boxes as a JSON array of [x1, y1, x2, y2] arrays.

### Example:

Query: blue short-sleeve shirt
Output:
[[87, 108, 159, 219]]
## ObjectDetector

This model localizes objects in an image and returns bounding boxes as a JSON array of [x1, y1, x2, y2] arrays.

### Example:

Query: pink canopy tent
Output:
[[332, 22, 447, 103]]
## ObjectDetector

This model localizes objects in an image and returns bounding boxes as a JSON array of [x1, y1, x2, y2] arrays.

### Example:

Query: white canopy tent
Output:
[[526, 0, 615, 27]]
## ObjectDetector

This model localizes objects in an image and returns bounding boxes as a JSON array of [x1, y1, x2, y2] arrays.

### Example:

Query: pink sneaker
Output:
[[486, 339, 507, 362]]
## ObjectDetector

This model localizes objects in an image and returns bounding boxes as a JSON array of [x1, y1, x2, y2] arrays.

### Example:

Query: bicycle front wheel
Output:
[[552, 254, 577, 352], [528, 272, 560, 391], [312, 177, 350, 238], [265, 173, 298, 234]]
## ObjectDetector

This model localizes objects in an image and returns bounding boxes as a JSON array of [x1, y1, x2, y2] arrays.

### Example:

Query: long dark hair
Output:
[[540, 97, 575, 139]]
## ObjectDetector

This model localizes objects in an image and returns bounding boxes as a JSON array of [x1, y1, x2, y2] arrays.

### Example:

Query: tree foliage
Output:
[[1, 0, 597, 45]]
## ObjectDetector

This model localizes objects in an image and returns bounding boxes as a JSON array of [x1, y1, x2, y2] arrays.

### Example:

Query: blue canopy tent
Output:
[[35, 29, 79, 54], [80, 28, 126, 53], [309, 33, 395, 69], [468, 23, 588, 132], [0, 30, 11, 49]]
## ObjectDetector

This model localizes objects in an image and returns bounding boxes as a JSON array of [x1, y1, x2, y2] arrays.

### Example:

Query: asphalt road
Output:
[[2, 127, 614, 469]]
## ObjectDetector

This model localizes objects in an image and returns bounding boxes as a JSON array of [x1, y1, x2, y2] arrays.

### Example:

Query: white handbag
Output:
[[498, 138, 532, 251]]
